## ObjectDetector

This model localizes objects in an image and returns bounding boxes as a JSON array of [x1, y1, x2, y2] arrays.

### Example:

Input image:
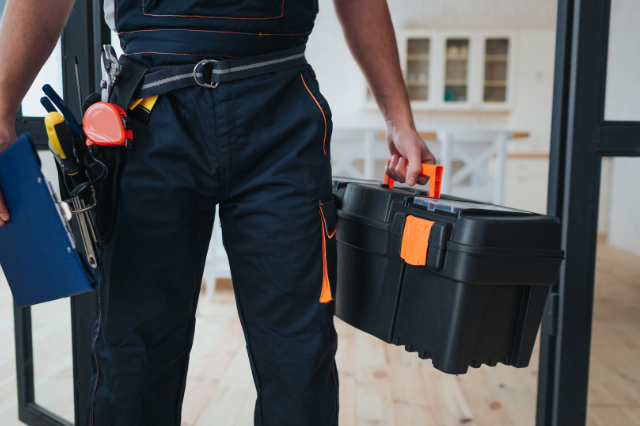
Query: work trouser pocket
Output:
[[300, 68, 333, 156], [319, 197, 337, 303], [85, 145, 126, 244]]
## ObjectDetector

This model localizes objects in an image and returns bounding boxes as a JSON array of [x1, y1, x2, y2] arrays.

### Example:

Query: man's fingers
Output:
[[386, 155, 404, 183], [395, 157, 408, 182], [405, 151, 424, 186], [0, 188, 9, 226]]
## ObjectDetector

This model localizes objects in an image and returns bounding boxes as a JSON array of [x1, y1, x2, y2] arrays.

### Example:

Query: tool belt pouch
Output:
[[78, 57, 149, 244], [81, 145, 125, 245]]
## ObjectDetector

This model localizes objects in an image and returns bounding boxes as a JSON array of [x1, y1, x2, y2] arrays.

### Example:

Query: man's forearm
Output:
[[0, 0, 75, 130], [334, 0, 435, 186], [333, 0, 413, 131]]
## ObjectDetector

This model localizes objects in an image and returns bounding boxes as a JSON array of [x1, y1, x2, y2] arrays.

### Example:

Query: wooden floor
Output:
[[0, 243, 639, 425]]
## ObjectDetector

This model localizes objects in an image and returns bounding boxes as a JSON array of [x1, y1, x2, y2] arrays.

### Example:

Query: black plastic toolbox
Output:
[[332, 178, 564, 375]]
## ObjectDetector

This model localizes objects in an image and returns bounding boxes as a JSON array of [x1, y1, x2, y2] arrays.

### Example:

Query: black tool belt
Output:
[[109, 45, 307, 117], [134, 45, 307, 98]]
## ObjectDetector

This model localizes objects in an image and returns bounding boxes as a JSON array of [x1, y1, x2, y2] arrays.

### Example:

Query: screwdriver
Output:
[[45, 112, 83, 180]]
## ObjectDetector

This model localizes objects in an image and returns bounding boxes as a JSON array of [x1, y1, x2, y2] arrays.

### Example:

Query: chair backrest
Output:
[[437, 130, 512, 204]]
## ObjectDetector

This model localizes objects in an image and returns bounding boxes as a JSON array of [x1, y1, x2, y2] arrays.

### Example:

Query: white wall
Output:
[[384, 0, 557, 31], [508, 31, 556, 151], [607, 158, 640, 256]]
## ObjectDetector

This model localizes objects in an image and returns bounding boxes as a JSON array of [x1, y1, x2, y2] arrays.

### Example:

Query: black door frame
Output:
[[12, 1, 109, 425], [537, 0, 640, 425]]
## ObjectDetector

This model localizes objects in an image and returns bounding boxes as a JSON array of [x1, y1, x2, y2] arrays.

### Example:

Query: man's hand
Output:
[[385, 126, 436, 185], [0, 114, 17, 226], [334, 0, 436, 186], [0, 120, 16, 226]]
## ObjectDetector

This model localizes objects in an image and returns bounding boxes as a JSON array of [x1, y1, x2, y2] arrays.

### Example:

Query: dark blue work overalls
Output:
[[88, 1, 338, 425]]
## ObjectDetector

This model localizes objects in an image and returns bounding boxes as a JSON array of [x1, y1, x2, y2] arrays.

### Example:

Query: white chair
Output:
[[330, 129, 383, 179], [437, 130, 511, 204], [330, 128, 439, 180]]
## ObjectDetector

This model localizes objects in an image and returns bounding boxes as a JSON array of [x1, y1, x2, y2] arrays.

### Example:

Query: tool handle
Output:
[[42, 84, 83, 137], [45, 112, 83, 177], [383, 161, 443, 199], [40, 97, 58, 114]]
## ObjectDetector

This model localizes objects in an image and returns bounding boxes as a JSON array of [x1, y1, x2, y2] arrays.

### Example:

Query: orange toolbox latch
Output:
[[400, 216, 435, 266]]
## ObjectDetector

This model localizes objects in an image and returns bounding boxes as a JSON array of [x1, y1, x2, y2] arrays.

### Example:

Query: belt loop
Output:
[[193, 60, 219, 89]]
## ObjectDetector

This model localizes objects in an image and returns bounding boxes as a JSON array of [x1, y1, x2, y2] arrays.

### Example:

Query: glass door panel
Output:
[[406, 38, 430, 101], [483, 38, 509, 103], [444, 39, 469, 102]]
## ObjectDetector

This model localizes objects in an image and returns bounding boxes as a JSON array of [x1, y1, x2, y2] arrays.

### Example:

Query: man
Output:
[[0, 0, 435, 424]]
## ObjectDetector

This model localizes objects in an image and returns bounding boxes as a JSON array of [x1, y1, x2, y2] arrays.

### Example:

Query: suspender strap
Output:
[[133, 45, 307, 99]]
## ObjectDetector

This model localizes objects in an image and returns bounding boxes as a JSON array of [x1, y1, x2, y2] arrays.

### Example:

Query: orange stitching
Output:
[[301, 74, 327, 155], [319, 199, 334, 206], [320, 207, 337, 238], [125, 51, 247, 58], [319, 210, 333, 303], [142, 0, 284, 20], [117, 28, 311, 37]]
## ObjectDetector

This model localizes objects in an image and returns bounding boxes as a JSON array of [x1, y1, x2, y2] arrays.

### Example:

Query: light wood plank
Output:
[[234, 388, 257, 426], [588, 406, 639, 426], [457, 369, 515, 426], [194, 386, 252, 426], [421, 365, 476, 426], [355, 332, 396, 426]]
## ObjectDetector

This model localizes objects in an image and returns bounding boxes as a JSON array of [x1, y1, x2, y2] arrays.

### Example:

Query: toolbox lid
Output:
[[413, 196, 562, 251], [413, 197, 525, 214]]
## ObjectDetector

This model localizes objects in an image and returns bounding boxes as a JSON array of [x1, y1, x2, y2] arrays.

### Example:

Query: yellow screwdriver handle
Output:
[[45, 112, 67, 159]]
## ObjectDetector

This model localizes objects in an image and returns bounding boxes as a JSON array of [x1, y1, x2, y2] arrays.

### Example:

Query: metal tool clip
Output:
[[100, 45, 121, 103]]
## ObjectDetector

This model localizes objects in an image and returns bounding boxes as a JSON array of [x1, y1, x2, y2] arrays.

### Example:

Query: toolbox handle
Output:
[[383, 162, 443, 199]]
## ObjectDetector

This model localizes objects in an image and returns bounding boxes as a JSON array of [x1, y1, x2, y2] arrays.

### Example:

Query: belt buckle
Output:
[[194, 59, 219, 89]]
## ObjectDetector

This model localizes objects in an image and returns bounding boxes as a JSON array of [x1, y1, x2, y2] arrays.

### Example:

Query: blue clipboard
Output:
[[0, 133, 96, 307]]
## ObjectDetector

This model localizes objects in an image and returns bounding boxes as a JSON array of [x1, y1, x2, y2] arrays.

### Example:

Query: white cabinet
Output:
[[504, 156, 549, 214], [365, 30, 516, 112]]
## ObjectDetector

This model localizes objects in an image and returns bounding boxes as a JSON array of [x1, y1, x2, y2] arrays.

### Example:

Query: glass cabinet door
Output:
[[406, 38, 430, 101], [483, 38, 509, 103], [444, 38, 469, 103]]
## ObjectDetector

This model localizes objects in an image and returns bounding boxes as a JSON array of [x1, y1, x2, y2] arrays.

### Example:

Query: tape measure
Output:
[[83, 102, 133, 148]]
